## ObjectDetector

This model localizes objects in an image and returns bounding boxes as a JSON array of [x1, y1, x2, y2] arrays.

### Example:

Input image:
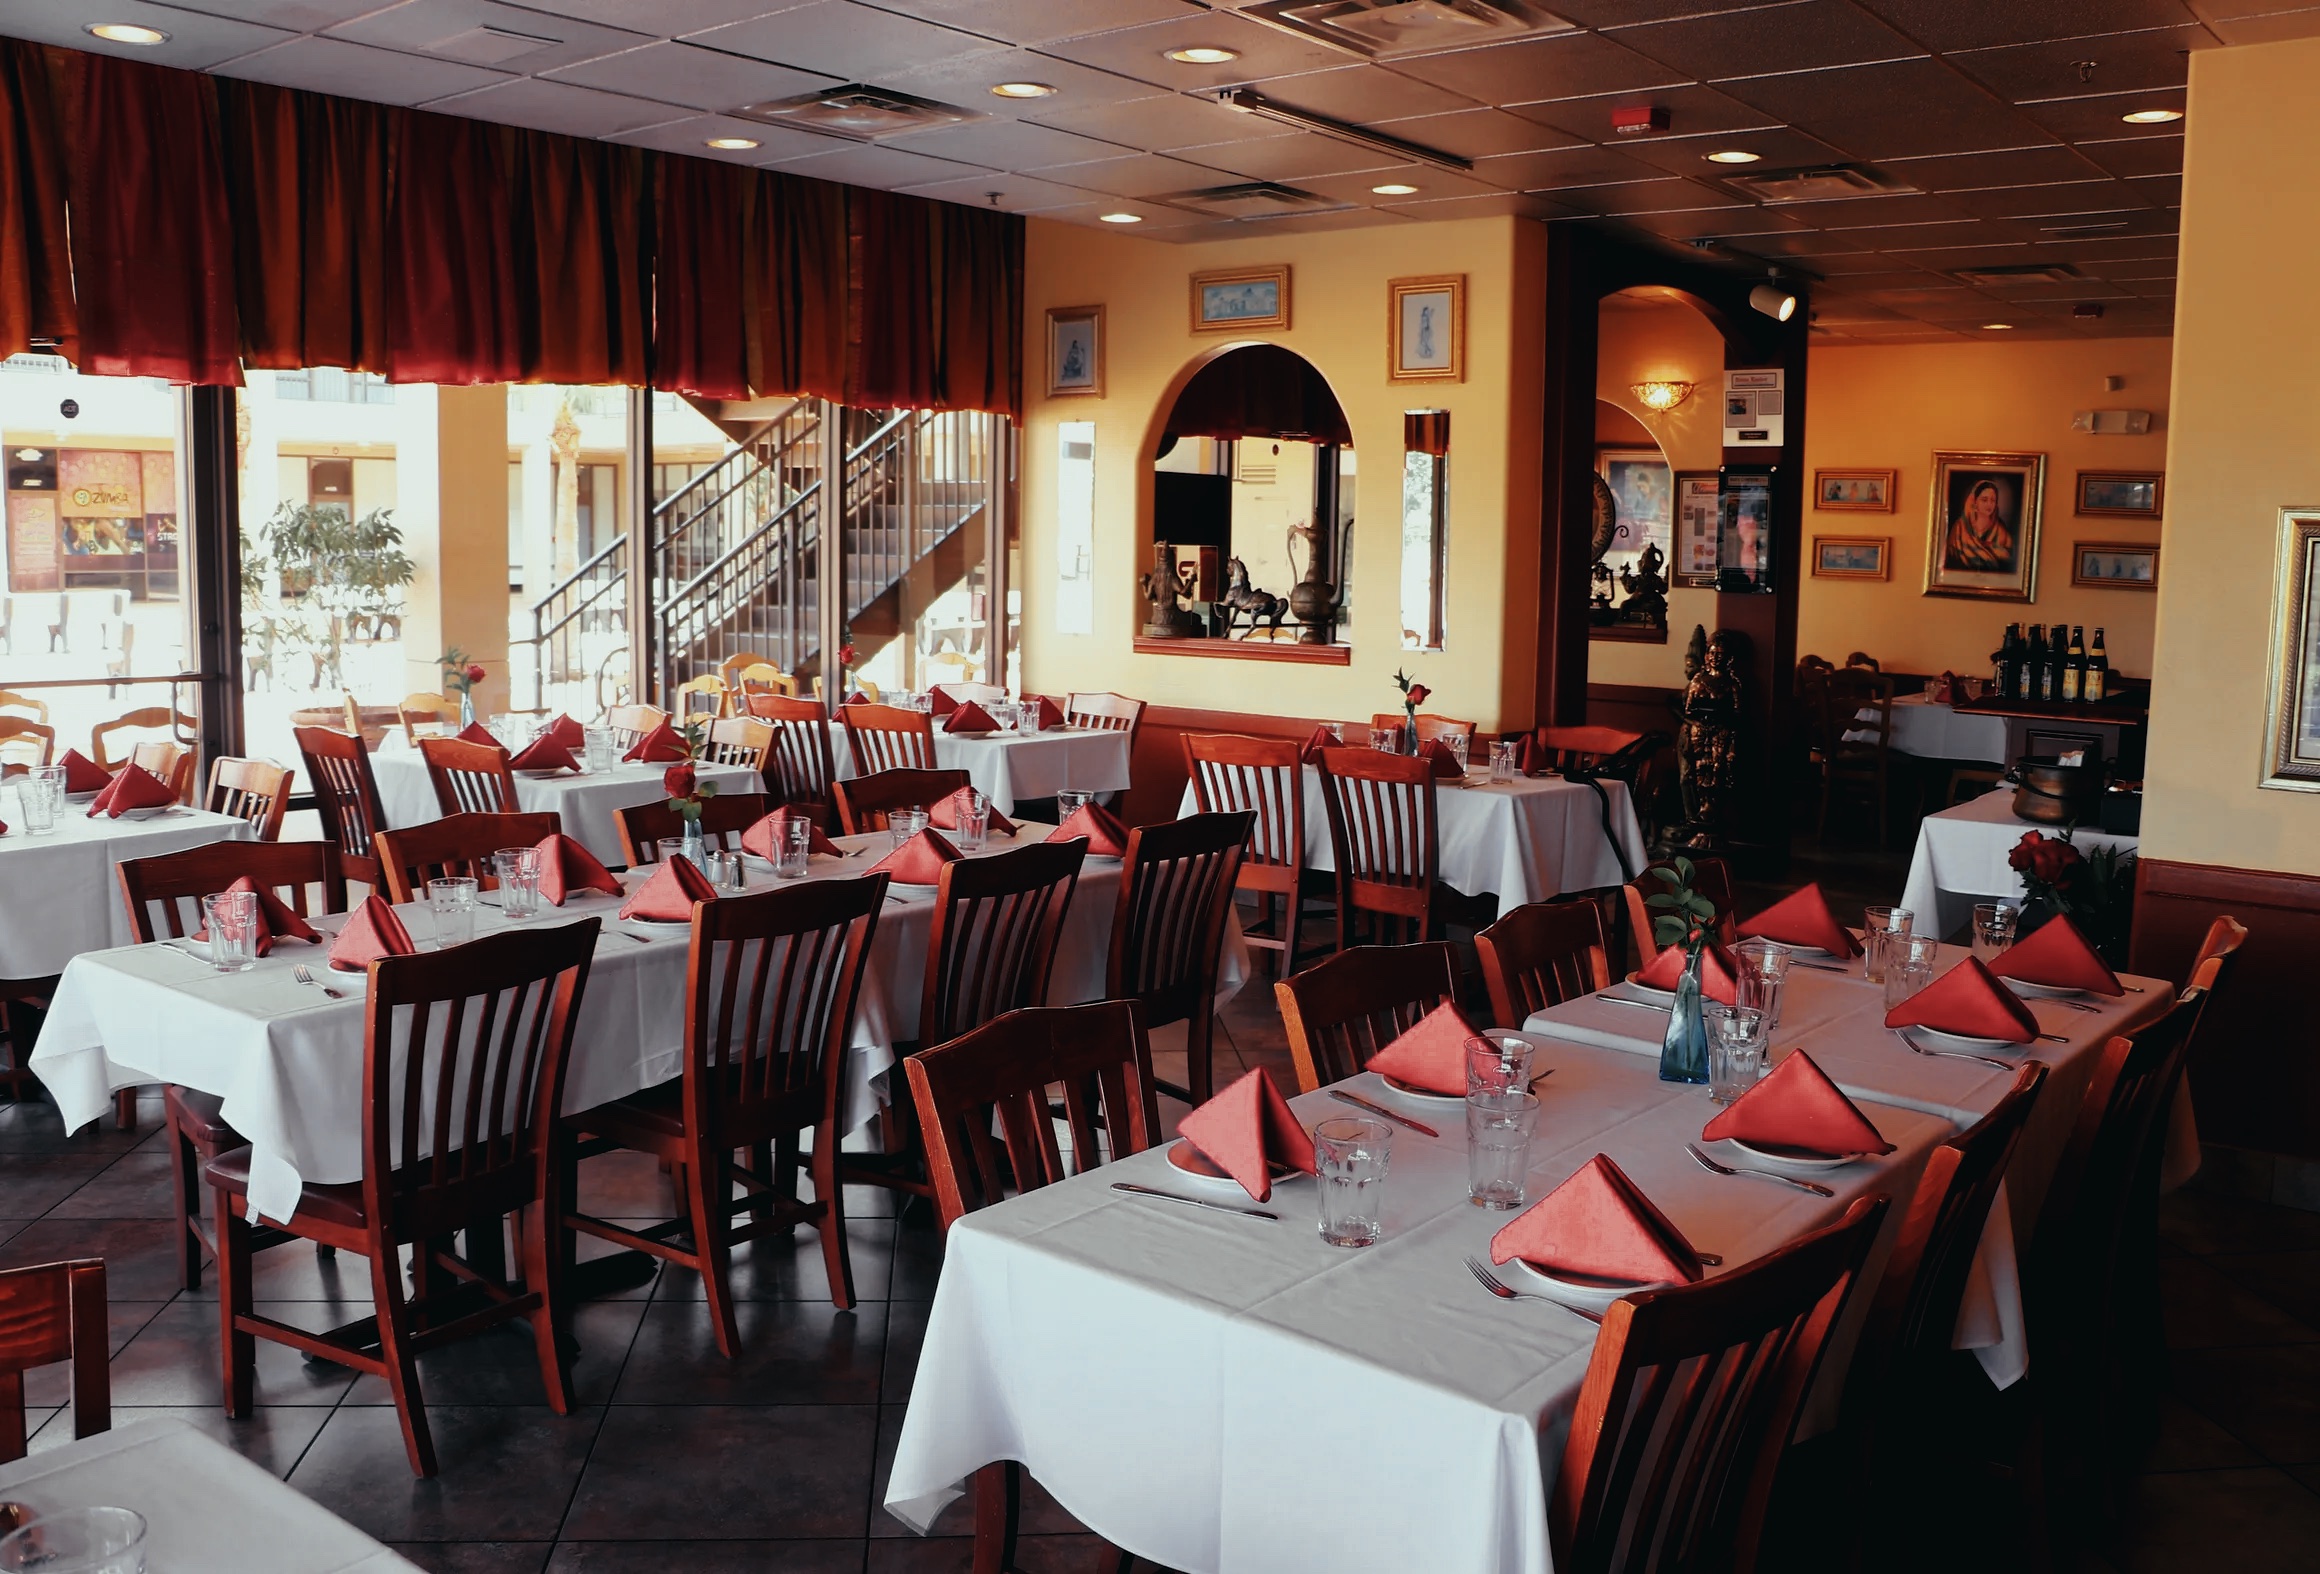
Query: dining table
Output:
[[827, 721, 1134, 815], [0, 789, 255, 979], [1900, 787, 2140, 940], [1846, 691, 2011, 762], [31, 823, 1248, 1226]]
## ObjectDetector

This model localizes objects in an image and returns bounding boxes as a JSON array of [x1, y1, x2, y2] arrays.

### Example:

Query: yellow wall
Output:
[[2143, 36, 2320, 874], [395, 384, 511, 713], [1018, 214, 1542, 730]]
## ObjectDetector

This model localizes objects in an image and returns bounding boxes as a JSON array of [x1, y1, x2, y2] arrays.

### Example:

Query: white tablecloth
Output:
[[1846, 692, 2011, 762], [830, 723, 1133, 815], [1900, 788, 2141, 939], [1177, 769, 1645, 917], [0, 797, 254, 978], [368, 739, 761, 866], [0, 1418, 419, 1573]]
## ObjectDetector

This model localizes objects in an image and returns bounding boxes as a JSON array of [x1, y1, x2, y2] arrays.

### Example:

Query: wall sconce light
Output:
[[1630, 380, 1696, 413]]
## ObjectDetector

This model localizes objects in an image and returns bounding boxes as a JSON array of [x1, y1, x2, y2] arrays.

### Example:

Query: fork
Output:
[[1464, 1257, 1603, 1323], [292, 963, 345, 1001], [1687, 1142, 1836, 1197], [1890, 1028, 2016, 1071]]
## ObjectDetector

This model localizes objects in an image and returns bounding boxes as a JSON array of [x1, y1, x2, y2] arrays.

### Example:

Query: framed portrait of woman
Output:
[[1925, 450, 2045, 601]]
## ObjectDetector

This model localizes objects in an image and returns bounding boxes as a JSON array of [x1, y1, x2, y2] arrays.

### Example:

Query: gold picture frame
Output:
[[1191, 266, 1290, 333], [2071, 540, 2159, 590], [1924, 449, 2045, 602], [1812, 536, 1891, 580], [1813, 468, 1896, 513], [2262, 508, 2320, 791], [1045, 304, 1103, 399], [1388, 274, 1465, 383], [2076, 469, 2164, 517]]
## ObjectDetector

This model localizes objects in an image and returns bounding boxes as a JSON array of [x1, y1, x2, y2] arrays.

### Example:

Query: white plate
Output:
[[1510, 1258, 1669, 1315], [514, 767, 573, 779], [64, 789, 100, 803], [618, 915, 694, 930], [1377, 1073, 1464, 1104], [1164, 1139, 1300, 1195], [2003, 977, 2099, 999], [1908, 1024, 2028, 1051], [1620, 972, 1676, 1002], [1727, 1138, 1860, 1173], [115, 806, 182, 820]]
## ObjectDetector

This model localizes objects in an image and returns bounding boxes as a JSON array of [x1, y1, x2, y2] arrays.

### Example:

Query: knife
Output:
[[1329, 1088, 1439, 1138], [1110, 1182, 1278, 1221]]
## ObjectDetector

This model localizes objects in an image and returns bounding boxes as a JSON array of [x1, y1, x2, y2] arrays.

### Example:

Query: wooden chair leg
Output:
[[518, 1203, 575, 1414], [751, 1139, 780, 1228], [811, 1124, 855, 1313], [170, 1116, 205, 1292], [1282, 891, 1303, 979], [216, 1200, 256, 1418], [113, 1087, 138, 1132], [972, 1460, 1022, 1574], [372, 1254, 438, 1478], [687, 1148, 742, 1360]]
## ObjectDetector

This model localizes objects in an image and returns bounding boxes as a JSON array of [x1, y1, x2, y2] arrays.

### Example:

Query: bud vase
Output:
[[459, 693, 476, 729], [680, 820, 707, 870], [1659, 930, 1710, 1085]]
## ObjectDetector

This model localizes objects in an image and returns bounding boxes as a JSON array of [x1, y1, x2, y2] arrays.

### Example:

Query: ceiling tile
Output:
[[1255, 66, 1484, 125], [1775, 192, 1977, 228], [2014, 85, 2187, 140], [1224, 206, 1414, 235], [892, 118, 1129, 171], [1721, 56, 1994, 122], [1944, 180, 2141, 217], [1948, 25, 2212, 104], [1393, 32, 1690, 105], [689, 1, 1004, 82], [602, 112, 847, 162], [1028, 90, 1279, 152], [1161, 131, 1400, 181], [1802, 248, 1936, 273], [1020, 150, 1240, 200], [2076, 134, 2183, 177], [1878, 143, 2113, 189], [426, 75, 690, 133], [1862, 242, 2036, 269], [1292, 163, 1504, 206], [213, 34, 516, 102], [870, 0, 1202, 48], [2129, 171, 2182, 204], [493, 0, 800, 29], [1027, 197, 1212, 233], [1619, 205, 1818, 240], [1043, 11, 1348, 93], [1614, 0, 1925, 80], [161, 0, 420, 24], [1851, 0, 2205, 53], [1507, 83, 1782, 144], [1472, 144, 1669, 191], [1552, 177, 1751, 216], [1617, 125, 1849, 178], [879, 48, 1165, 118], [326, 0, 649, 72], [896, 170, 1105, 210], [1549, 0, 1794, 24], [769, 140, 990, 189], [2203, 6, 2320, 44], [1378, 190, 1575, 223], [0, 0, 290, 70], [1369, 106, 1585, 159], [1786, 110, 2062, 162], [542, 40, 838, 110]]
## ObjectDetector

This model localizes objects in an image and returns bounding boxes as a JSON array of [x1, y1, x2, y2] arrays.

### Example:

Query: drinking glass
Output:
[[1312, 1116, 1392, 1247], [988, 699, 1019, 732], [203, 890, 259, 973], [0, 1507, 148, 1574], [18, 765, 62, 835], [1056, 788, 1092, 821], [1488, 740, 1519, 784], [1466, 1089, 1539, 1210], [1016, 702, 1042, 736], [1732, 939, 1793, 1032], [428, 876, 479, 950], [494, 846, 541, 921], [1862, 905, 1913, 983], [658, 836, 701, 871], [1465, 1033, 1534, 1097], [955, 788, 990, 852], [1371, 726, 1403, 755], [582, 727, 616, 774], [1446, 732, 1471, 775], [775, 820, 813, 879], [889, 807, 929, 848], [1971, 901, 2019, 964], [1703, 1002, 1767, 1104], [1883, 933, 1943, 1011]]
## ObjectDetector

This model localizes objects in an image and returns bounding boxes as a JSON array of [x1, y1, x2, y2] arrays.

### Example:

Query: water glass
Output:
[[1465, 1090, 1540, 1211], [1703, 1003, 1767, 1104], [18, 765, 62, 834], [582, 727, 616, 774], [988, 699, 1020, 732], [775, 820, 812, 879], [1488, 740, 1519, 784], [203, 889, 259, 973], [1883, 933, 1943, 1011], [494, 846, 541, 921], [658, 836, 700, 871], [1446, 732, 1471, 775], [428, 876, 479, 950], [1861, 905, 1913, 983], [1312, 1116, 1393, 1248], [1732, 939, 1793, 1032], [1056, 788, 1092, 820], [1371, 726, 1403, 755], [1465, 1033, 1535, 1097], [1972, 901, 2019, 963], [1016, 702, 1042, 736], [889, 807, 930, 848], [955, 788, 991, 852], [0, 1507, 148, 1574]]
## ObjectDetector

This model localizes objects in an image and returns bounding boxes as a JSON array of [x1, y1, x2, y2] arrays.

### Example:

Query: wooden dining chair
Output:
[[1475, 900, 1613, 1028], [603, 703, 667, 752], [674, 673, 729, 721], [204, 756, 294, 841], [1622, 855, 1740, 963], [563, 878, 886, 1356], [840, 702, 938, 773], [1064, 690, 1146, 747], [0, 1258, 108, 1463], [812, 673, 881, 704], [831, 767, 971, 836], [394, 692, 459, 747], [1813, 667, 1897, 848], [732, 661, 797, 700], [373, 812, 562, 903], [932, 681, 1006, 708], [295, 724, 391, 895], [1369, 711, 1476, 745], [1312, 746, 1450, 947], [902, 1000, 1157, 1574], [0, 688, 49, 724], [1274, 941, 1457, 1093], [129, 740, 197, 804], [1551, 1195, 1890, 1574], [1107, 811, 1250, 1106], [614, 792, 770, 868], [703, 717, 773, 777], [118, 840, 347, 1291], [745, 695, 841, 825], [1183, 732, 1327, 980], [90, 706, 195, 772], [418, 734, 518, 816], [0, 715, 54, 770], [208, 922, 597, 1477]]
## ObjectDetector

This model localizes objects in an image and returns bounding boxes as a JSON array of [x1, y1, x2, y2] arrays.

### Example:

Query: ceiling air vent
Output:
[[1717, 164, 1912, 202], [1243, 0, 1571, 60], [1952, 263, 2082, 286], [733, 85, 976, 141], [1169, 182, 1346, 219]]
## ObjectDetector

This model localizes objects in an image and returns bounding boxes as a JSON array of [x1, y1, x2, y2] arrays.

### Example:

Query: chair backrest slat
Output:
[[840, 703, 937, 774], [205, 756, 294, 841], [744, 695, 840, 809], [1275, 941, 1456, 1092], [704, 717, 773, 774], [374, 812, 563, 903], [832, 767, 971, 835], [1314, 747, 1440, 940], [419, 735, 518, 817], [118, 840, 349, 942], [1184, 734, 1304, 886], [924, 840, 1085, 1047], [0, 1258, 108, 1462], [1476, 900, 1613, 1027], [1107, 811, 1249, 1030], [295, 725, 391, 887], [614, 792, 771, 868], [604, 704, 668, 752]]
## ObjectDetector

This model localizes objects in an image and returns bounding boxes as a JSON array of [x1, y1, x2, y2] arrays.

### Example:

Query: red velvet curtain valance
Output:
[[0, 40, 74, 363], [1164, 344, 1353, 448]]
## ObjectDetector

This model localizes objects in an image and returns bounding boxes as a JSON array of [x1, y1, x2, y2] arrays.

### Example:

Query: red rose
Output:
[[1406, 684, 1432, 707], [663, 764, 697, 798], [465, 664, 486, 683]]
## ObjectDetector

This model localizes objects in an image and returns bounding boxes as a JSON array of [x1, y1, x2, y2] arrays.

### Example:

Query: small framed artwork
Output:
[[1597, 447, 1671, 563], [1812, 535, 1891, 580], [1814, 468, 1895, 512], [2263, 509, 2320, 791], [1718, 467, 1774, 593], [1925, 449, 2045, 601], [1674, 471, 1721, 586], [2076, 470, 2163, 517], [1388, 274, 1465, 382], [2072, 540, 2160, 590], [1191, 266, 1290, 333], [1045, 305, 1103, 399]]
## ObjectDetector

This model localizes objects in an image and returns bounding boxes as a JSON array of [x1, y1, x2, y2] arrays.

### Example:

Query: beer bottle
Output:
[[2086, 627, 2109, 703], [2061, 625, 2085, 703]]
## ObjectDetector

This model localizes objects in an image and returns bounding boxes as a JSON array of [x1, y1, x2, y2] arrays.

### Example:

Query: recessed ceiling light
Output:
[[1705, 149, 1761, 165], [1166, 46, 1240, 65], [1372, 182, 1419, 196], [705, 136, 760, 150], [2121, 107, 2183, 124], [86, 22, 169, 45], [1099, 212, 1143, 224], [991, 81, 1056, 99], [1982, 322, 2015, 331]]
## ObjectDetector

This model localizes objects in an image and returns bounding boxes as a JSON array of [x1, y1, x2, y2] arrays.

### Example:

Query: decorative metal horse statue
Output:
[[1220, 556, 1290, 638]]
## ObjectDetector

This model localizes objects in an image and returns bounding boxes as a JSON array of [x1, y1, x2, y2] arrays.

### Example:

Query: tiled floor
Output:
[[6, 974, 2319, 1572]]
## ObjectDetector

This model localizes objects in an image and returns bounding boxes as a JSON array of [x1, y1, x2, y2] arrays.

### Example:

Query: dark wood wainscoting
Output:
[[1586, 682, 1677, 737], [2131, 857, 2320, 1161]]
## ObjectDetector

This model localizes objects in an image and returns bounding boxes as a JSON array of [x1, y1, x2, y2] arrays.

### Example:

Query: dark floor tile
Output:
[[646, 1219, 895, 1304], [2173, 1344, 2320, 1464], [21, 1299, 169, 1407], [31, 1404, 330, 1476], [0, 1154, 114, 1217], [889, 1213, 942, 1302], [242, 1236, 380, 1302], [866, 1535, 1111, 1574], [290, 1405, 603, 1542], [343, 1301, 644, 1410], [883, 1297, 927, 1404], [549, 1543, 862, 1573], [42, 1150, 178, 1219], [0, 1218, 188, 1301], [869, 1407, 1086, 1541], [561, 1405, 875, 1540], [567, 1221, 664, 1303], [2158, 1188, 2320, 1258], [387, 1543, 554, 1574], [2141, 1396, 2264, 1473], [2108, 1467, 2320, 1573], [571, 1150, 676, 1219], [0, 1096, 157, 1156], [611, 1299, 885, 1406], [2158, 1255, 2320, 1348], [2209, 1250, 2320, 1332], [88, 1298, 357, 1408]]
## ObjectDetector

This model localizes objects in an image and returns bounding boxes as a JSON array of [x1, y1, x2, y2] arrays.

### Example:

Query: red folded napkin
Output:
[[1415, 738, 1464, 779], [1489, 1153, 1704, 1284], [740, 807, 840, 861], [1298, 725, 1337, 764], [193, 874, 321, 957], [534, 833, 621, 906], [928, 786, 1016, 837], [1885, 955, 2039, 1043], [1023, 694, 1067, 729], [869, 827, 963, 884], [619, 854, 719, 921], [545, 713, 585, 748], [86, 763, 176, 818], [1988, 914, 2122, 997], [1046, 802, 1128, 857], [55, 749, 110, 794], [455, 721, 501, 748], [1702, 1049, 1893, 1157], [1176, 1067, 1317, 1203], [943, 701, 999, 735], [1739, 884, 1862, 958], [623, 720, 688, 763], [1365, 999, 1486, 1096], [328, 895, 417, 970], [507, 733, 579, 772], [929, 688, 958, 717], [1636, 940, 1740, 1006], [1518, 733, 1549, 778]]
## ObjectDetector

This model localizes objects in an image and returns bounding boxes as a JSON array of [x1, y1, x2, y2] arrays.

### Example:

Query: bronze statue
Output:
[[1617, 541, 1670, 629], [1674, 628, 1747, 849], [1139, 542, 1200, 639], [1220, 556, 1290, 639]]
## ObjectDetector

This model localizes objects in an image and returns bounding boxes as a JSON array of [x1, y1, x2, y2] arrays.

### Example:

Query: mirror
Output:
[[1055, 421, 1094, 635], [1400, 410, 1449, 651]]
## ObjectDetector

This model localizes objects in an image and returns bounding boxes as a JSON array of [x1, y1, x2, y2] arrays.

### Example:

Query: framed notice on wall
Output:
[[1674, 471, 1720, 587], [2263, 508, 2320, 792], [1718, 468, 1775, 593]]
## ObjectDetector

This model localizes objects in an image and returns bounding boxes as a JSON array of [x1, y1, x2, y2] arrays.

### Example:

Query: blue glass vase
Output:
[[1659, 929, 1710, 1085]]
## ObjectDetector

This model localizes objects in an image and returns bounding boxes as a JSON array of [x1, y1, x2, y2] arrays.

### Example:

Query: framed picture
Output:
[[1674, 471, 1721, 586], [2071, 540, 2159, 590], [2264, 509, 2320, 791], [1387, 274, 1464, 382], [1718, 467, 1774, 593], [1191, 266, 1290, 333], [1045, 305, 1103, 399], [1597, 448, 1672, 565], [1925, 449, 2045, 601], [2076, 470, 2163, 517], [1813, 468, 1895, 513], [1812, 535, 1891, 580]]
